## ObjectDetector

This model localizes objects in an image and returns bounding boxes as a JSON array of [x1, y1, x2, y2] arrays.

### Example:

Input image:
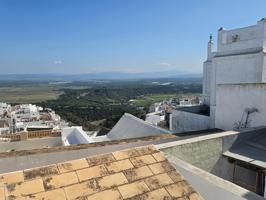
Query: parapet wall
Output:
[[0, 137, 62, 152], [217, 20, 265, 52], [157, 131, 239, 181], [162, 137, 222, 172], [170, 110, 210, 133], [0, 130, 61, 142]]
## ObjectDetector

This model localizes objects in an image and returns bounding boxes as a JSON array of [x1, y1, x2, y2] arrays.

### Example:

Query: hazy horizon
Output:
[[0, 69, 201, 75]]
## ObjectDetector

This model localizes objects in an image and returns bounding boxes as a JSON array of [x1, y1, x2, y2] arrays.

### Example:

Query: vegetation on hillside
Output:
[[0, 78, 202, 130], [39, 78, 202, 130]]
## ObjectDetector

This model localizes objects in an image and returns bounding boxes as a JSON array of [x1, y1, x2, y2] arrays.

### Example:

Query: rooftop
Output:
[[107, 113, 172, 140], [0, 145, 203, 200], [223, 127, 266, 169]]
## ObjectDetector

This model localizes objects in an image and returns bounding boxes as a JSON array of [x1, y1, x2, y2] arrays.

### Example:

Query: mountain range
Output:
[[0, 70, 201, 81]]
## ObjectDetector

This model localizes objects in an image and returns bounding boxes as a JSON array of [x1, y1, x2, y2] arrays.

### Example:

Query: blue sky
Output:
[[0, 0, 266, 74]]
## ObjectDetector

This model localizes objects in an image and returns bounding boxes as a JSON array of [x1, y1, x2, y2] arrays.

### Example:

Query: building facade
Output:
[[203, 18, 266, 130]]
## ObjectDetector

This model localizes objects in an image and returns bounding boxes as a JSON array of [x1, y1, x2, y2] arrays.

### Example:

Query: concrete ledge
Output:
[[156, 130, 239, 149]]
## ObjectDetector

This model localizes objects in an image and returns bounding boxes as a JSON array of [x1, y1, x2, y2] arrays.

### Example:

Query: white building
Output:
[[203, 18, 266, 130], [0, 102, 10, 117], [170, 19, 266, 133], [145, 111, 165, 125], [12, 104, 40, 122]]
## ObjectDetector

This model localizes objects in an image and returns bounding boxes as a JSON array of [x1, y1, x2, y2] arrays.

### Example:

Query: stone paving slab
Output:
[[0, 145, 204, 200]]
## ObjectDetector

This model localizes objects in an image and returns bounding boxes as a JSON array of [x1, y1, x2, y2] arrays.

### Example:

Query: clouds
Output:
[[159, 62, 171, 67], [54, 60, 63, 65]]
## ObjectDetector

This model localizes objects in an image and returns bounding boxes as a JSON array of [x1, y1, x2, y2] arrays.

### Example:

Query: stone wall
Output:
[[162, 137, 222, 172], [160, 133, 238, 181]]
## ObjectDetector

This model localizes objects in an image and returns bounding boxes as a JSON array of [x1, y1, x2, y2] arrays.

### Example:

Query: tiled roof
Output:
[[0, 145, 203, 200]]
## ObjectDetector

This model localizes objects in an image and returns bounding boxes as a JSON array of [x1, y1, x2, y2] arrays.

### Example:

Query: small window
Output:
[[232, 34, 240, 42]]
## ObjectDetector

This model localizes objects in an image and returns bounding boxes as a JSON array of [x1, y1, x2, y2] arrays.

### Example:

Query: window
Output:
[[232, 34, 240, 42]]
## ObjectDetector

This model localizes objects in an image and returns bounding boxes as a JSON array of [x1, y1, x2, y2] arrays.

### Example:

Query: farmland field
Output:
[[0, 78, 202, 130], [0, 82, 87, 103], [0, 86, 59, 103], [132, 94, 177, 107]]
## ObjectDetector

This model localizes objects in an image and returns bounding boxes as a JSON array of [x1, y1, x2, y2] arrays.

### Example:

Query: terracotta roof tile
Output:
[[87, 153, 116, 166], [152, 152, 166, 162], [57, 159, 89, 173], [12, 197, 27, 200], [124, 166, 153, 182], [63, 179, 98, 199], [43, 172, 79, 190], [105, 159, 134, 173], [135, 145, 159, 155], [25, 188, 66, 200], [89, 188, 122, 200], [148, 161, 175, 175], [144, 173, 174, 190], [165, 181, 194, 198], [0, 145, 204, 200], [138, 188, 171, 200], [167, 170, 184, 183], [76, 165, 108, 182], [6, 178, 44, 198], [24, 165, 59, 180], [112, 149, 139, 160], [97, 172, 128, 190], [0, 186, 5, 200], [118, 180, 150, 199], [130, 155, 156, 167], [0, 171, 24, 186]]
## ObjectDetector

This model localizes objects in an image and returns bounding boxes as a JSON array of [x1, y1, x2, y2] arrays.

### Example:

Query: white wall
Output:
[[203, 61, 212, 106], [208, 20, 266, 131], [263, 54, 266, 82], [170, 110, 210, 133], [215, 84, 266, 130], [214, 53, 264, 85], [217, 22, 264, 52], [145, 113, 164, 125], [61, 126, 93, 146]]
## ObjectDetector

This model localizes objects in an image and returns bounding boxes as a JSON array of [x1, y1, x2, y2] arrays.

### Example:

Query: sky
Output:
[[0, 0, 266, 74]]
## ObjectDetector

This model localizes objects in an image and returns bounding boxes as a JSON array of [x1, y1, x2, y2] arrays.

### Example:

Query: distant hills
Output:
[[0, 70, 201, 81]]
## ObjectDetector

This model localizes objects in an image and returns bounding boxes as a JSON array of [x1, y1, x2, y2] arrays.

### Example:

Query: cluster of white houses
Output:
[[0, 103, 68, 134]]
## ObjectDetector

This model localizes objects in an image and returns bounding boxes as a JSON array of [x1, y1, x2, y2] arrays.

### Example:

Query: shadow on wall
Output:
[[210, 156, 234, 182], [234, 107, 259, 130], [210, 133, 239, 181]]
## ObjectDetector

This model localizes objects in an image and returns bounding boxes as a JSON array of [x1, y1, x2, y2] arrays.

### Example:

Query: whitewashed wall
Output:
[[215, 84, 266, 130], [214, 53, 264, 85], [203, 61, 212, 106], [217, 21, 264, 52], [170, 110, 210, 133]]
